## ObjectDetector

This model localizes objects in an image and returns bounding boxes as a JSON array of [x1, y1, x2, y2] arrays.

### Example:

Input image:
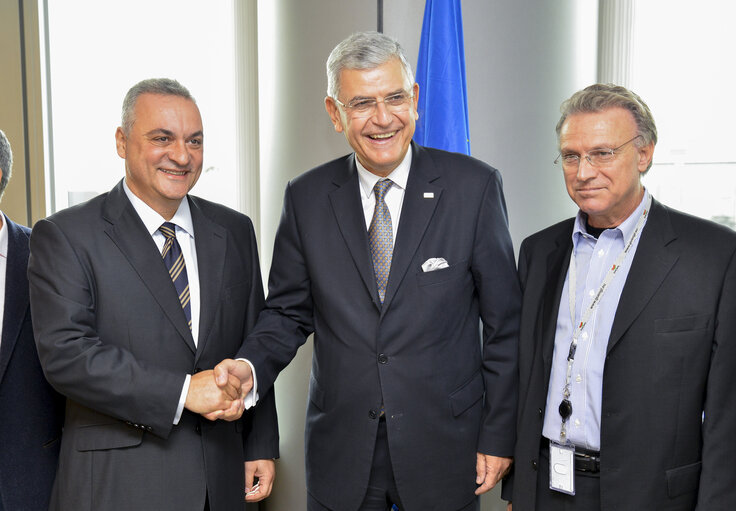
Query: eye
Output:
[[349, 99, 376, 111], [188, 138, 203, 146], [590, 150, 615, 162], [385, 93, 408, 106], [154, 136, 170, 143], [561, 154, 580, 164]]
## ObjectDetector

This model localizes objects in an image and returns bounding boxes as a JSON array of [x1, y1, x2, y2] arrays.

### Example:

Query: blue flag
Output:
[[414, 0, 471, 155]]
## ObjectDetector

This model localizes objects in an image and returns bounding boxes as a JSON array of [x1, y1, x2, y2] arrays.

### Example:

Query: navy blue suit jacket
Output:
[[0, 216, 63, 510], [240, 143, 520, 510]]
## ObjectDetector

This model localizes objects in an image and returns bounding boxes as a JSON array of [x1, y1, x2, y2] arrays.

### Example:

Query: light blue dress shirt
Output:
[[542, 190, 650, 451]]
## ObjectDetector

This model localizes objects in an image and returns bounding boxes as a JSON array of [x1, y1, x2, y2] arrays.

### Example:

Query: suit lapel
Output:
[[607, 200, 678, 354], [0, 218, 31, 385], [381, 144, 442, 312], [541, 227, 573, 376], [189, 197, 227, 361], [103, 182, 196, 353], [329, 154, 382, 309]]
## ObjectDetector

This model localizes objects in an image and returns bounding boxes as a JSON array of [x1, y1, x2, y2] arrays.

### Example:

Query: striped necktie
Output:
[[368, 179, 394, 303], [159, 222, 192, 330]]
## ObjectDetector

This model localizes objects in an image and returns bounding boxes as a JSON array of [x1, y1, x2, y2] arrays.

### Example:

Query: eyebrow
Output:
[[346, 89, 406, 102], [144, 129, 203, 139]]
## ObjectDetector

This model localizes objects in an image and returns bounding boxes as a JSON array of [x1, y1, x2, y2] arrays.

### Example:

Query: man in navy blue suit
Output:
[[0, 128, 64, 510]]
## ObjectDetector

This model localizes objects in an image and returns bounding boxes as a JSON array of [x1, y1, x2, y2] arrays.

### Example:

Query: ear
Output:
[[637, 140, 655, 174], [325, 97, 345, 133], [115, 127, 127, 159], [411, 82, 420, 121]]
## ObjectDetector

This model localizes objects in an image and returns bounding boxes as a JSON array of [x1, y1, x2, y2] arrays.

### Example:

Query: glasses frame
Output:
[[333, 90, 415, 118], [554, 134, 643, 169]]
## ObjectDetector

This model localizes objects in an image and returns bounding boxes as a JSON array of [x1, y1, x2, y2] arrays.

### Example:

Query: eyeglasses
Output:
[[333, 91, 414, 119], [554, 135, 643, 169]]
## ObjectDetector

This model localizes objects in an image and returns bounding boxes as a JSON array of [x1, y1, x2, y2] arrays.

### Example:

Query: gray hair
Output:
[[326, 31, 414, 100], [556, 83, 657, 171], [0, 129, 13, 200], [121, 78, 194, 134]]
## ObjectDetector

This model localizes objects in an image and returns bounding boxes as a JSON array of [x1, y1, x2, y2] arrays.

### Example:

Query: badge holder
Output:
[[549, 440, 575, 495]]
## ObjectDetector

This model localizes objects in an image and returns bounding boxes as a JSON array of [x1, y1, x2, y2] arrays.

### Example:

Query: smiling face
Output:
[[325, 58, 419, 177], [115, 93, 203, 220], [559, 107, 654, 228]]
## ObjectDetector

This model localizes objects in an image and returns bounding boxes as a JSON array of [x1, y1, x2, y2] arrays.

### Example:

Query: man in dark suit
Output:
[[505, 84, 736, 510], [214, 32, 520, 511], [28, 79, 279, 511], [0, 129, 64, 510]]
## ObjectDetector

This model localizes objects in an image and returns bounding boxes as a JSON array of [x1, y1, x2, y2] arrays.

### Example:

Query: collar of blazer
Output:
[[328, 142, 443, 313], [0, 218, 31, 385], [100, 180, 227, 355], [540, 199, 679, 368]]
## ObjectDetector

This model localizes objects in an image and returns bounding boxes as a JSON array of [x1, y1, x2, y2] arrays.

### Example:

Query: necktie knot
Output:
[[159, 222, 177, 240], [373, 179, 393, 202]]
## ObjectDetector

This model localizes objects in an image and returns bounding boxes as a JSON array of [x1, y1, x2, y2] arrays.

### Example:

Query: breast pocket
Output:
[[416, 260, 468, 287]]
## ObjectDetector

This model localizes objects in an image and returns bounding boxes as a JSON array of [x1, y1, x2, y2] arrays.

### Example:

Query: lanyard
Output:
[[558, 194, 652, 442]]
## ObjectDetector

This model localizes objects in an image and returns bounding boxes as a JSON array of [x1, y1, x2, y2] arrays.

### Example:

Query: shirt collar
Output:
[[0, 212, 7, 260], [122, 180, 195, 239], [573, 188, 650, 245], [356, 146, 412, 200]]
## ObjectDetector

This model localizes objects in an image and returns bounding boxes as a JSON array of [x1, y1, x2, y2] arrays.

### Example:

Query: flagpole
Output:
[[377, 0, 383, 32]]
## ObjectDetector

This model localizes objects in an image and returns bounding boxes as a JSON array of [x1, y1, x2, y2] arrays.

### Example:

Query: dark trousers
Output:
[[535, 445, 601, 511], [308, 418, 479, 511]]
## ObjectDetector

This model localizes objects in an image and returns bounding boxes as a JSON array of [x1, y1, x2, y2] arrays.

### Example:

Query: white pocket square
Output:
[[421, 257, 449, 272]]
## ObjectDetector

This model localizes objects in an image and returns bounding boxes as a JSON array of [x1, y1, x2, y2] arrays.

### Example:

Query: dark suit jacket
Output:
[[28, 181, 279, 511], [0, 216, 63, 510], [507, 199, 736, 510], [240, 143, 521, 510]]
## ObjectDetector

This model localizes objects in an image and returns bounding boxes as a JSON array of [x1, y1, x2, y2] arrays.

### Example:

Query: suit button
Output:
[[538, 408, 543, 418], [368, 410, 377, 419], [378, 353, 388, 364], [194, 367, 202, 373], [532, 460, 538, 471], [195, 424, 202, 434]]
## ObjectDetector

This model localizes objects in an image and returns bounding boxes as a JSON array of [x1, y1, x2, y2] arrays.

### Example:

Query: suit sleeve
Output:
[[28, 218, 184, 439], [240, 217, 280, 461], [697, 246, 736, 508], [237, 182, 315, 395], [472, 170, 521, 458]]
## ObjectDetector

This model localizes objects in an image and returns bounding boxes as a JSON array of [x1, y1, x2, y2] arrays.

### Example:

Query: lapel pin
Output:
[[423, 192, 434, 199]]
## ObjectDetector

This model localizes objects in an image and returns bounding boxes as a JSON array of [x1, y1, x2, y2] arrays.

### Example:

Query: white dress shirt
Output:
[[123, 180, 200, 424], [0, 213, 7, 351]]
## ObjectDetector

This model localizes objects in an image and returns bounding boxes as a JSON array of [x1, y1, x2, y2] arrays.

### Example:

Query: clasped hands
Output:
[[184, 359, 254, 421]]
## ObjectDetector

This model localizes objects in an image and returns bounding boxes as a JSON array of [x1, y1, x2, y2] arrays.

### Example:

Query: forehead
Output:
[[559, 107, 636, 147], [132, 93, 202, 130], [338, 58, 410, 98]]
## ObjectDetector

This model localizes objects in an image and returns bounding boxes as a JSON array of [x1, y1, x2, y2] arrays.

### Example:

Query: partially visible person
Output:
[[505, 84, 736, 510], [28, 79, 278, 511], [0, 128, 64, 510]]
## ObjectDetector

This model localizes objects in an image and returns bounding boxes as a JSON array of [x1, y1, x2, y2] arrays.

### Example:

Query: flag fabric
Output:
[[414, 0, 471, 155]]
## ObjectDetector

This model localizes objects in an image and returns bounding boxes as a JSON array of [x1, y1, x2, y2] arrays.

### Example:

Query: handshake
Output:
[[183, 359, 254, 421]]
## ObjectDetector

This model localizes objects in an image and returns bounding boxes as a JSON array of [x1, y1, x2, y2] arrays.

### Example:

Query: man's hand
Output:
[[506, 503, 512, 511], [244, 459, 275, 502], [201, 359, 254, 421], [185, 369, 243, 420], [474, 453, 513, 495]]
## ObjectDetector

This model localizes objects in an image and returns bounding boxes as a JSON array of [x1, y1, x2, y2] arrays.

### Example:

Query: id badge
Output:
[[549, 440, 575, 495]]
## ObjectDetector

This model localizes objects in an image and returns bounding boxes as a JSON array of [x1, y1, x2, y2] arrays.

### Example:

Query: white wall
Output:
[[256, 2, 597, 509]]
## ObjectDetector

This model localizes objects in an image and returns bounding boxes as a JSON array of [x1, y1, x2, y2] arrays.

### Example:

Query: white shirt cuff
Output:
[[238, 358, 259, 409], [174, 374, 191, 424]]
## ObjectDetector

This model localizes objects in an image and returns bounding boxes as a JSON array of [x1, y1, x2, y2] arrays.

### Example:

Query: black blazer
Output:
[[28, 181, 279, 511], [506, 199, 736, 510], [240, 143, 521, 510], [0, 216, 64, 510]]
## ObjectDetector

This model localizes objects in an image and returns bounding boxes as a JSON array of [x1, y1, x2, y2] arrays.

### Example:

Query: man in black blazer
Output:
[[0, 129, 64, 510], [28, 79, 279, 511], [505, 84, 736, 510], [215, 32, 520, 511]]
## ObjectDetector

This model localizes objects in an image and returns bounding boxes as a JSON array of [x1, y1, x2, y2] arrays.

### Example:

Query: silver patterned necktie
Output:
[[159, 222, 192, 330], [368, 179, 394, 303]]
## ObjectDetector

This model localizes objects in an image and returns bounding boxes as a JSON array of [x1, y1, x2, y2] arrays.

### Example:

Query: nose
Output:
[[371, 100, 392, 126], [169, 140, 190, 166], [576, 155, 596, 181]]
